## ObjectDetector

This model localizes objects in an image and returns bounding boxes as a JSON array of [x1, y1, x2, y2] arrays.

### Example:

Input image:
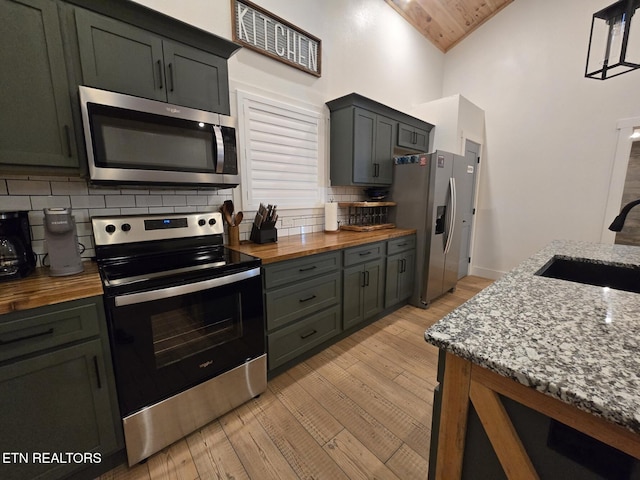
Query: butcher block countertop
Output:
[[0, 229, 416, 315], [0, 261, 103, 315], [227, 228, 416, 264]]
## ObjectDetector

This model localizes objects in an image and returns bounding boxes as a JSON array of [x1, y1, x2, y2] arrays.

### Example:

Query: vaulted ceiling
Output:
[[384, 0, 514, 52]]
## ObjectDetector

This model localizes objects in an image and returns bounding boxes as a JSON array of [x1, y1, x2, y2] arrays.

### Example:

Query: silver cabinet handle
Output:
[[114, 267, 260, 306], [213, 125, 225, 174], [444, 177, 457, 255]]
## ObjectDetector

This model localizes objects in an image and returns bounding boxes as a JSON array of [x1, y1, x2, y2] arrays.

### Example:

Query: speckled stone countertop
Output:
[[425, 240, 640, 434]]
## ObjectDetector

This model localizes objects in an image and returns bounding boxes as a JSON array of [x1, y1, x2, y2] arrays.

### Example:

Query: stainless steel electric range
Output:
[[92, 211, 266, 465]]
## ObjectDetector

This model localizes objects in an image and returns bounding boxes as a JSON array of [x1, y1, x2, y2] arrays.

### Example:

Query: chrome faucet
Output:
[[609, 199, 640, 231]]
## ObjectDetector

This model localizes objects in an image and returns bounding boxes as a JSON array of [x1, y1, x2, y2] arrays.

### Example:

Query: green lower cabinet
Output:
[[0, 296, 122, 480], [268, 305, 341, 370], [343, 258, 385, 330], [385, 249, 416, 308], [0, 340, 118, 480]]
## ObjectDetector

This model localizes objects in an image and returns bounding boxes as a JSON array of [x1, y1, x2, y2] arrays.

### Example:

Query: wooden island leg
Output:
[[434, 352, 472, 480]]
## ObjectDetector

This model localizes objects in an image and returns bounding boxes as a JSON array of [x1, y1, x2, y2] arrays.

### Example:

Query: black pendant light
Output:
[[585, 0, 640, 79]]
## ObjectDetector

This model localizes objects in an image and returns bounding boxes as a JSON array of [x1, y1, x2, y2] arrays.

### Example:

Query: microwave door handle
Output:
[[213, 125, 225, 174], [114, 267, 260, 307]]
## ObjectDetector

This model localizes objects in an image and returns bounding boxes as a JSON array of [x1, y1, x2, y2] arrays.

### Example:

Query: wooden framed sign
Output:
[[232, 0, 322, 77]]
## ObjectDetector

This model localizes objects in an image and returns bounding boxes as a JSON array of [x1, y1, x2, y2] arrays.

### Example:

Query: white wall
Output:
[[132, 0, 445, 115], [442, 0, 640, 277]]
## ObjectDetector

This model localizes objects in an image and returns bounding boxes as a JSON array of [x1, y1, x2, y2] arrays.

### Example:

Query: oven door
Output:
[[105, 267, 264, 416]]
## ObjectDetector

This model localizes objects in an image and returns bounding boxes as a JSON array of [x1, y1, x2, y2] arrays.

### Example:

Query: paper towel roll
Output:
[[325, 202, 338, 232]]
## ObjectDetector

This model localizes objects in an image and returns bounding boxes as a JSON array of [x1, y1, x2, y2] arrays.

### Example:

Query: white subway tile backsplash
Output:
[[1, 195, 32, 211], [105, 195, 136, 208], [3, 176, 360, 256], [31, 195, 70, 210], [135, 195, 163, 207], [120, 207, 149, 215], [51, 181, 88, 196], [71, 195, 106, 209], [186, 195, 209, 206], [148, 207, 175, 214], [163, 195, 186, 206], [7, 180, 51, 196]]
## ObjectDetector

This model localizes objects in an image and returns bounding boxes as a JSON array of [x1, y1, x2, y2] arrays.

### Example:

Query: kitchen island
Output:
[[425, 240, 640, 479]]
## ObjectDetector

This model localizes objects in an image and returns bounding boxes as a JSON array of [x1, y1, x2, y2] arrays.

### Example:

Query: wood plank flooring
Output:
[[99, 276, 493, 480]]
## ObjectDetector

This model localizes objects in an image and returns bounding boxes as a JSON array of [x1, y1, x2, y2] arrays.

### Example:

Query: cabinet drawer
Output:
[[387, 235, 416, 255], [266, 272, 340, 331], [343, 242, 383, 267], [268, 305, 341, 370], [263, 251, 340, 289], [0, 299, 101, 363]]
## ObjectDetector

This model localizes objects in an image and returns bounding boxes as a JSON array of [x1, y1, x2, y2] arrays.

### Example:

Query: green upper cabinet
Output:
[[331, 106, 395, 186], [0, 0, 79, 169], [327, 93, 434, 187], [397, 122, 429, 152], [75, 7, 230, 114]]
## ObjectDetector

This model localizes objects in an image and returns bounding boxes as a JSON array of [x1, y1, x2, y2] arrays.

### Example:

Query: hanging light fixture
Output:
[[585, 0, 640, 80]]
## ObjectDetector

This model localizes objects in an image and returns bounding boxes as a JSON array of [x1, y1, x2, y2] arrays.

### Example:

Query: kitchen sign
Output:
[[232, 0, 322, 77]]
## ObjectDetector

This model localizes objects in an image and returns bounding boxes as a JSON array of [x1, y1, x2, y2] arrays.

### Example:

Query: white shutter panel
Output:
[[238, 91, 322, 209]]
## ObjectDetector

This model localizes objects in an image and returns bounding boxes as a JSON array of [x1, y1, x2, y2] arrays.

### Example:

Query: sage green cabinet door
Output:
[[385, 250, 416, 308], [362, 258, 384, 319], [374, 115, 394, 184], [0, 339, 118, 480], [343, 259, 385, 330], [163, 41, 230, 114], [352, 108, 394, 185], [343, 264, 365, 329], [0, 0, 78, 168], [397, 122, 429, 152], [76, 7, 165, 101]]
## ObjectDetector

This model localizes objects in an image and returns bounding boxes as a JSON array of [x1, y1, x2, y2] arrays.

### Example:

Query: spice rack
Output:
[[338, 202, 396, 231]]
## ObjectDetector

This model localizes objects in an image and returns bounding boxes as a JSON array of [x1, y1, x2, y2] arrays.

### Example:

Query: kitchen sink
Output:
[[535, 256, 640, 293]]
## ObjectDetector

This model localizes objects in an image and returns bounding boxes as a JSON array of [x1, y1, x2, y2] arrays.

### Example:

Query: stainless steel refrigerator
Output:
[[391, 150, 472, 308]]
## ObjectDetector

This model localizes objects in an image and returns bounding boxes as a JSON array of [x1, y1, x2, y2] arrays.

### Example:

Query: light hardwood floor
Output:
[[99, 276, 493, 480]]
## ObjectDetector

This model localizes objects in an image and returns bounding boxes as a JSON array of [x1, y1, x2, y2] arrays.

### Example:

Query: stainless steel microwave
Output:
[[79, 86, 239, 188]]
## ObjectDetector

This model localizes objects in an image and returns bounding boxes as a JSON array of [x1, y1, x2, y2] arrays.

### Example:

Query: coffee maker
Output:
[[0, 211, 37, 281], [43, 208, 84, 276]]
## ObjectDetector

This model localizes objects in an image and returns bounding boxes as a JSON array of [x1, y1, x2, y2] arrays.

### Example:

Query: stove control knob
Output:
[[105, 224, 116, 234], [198, 219, 206, 226], [209, 218, 216, 226], [121, 223, 131, 232]]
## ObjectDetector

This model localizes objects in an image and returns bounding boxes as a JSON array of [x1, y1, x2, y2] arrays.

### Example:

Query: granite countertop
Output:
[[425, 240, 640, 434], [227, 228, 416, 264]]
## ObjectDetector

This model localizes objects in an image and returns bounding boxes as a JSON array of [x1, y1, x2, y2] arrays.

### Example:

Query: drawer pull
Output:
[[300, 329, 317, 339], [299, 294, 317, 303], [397, 242, 408, 247], [93, 356, 102, 389], [299, 265, 317, 272], [0, 328, 54, 346], [359, 251, 372, 256]]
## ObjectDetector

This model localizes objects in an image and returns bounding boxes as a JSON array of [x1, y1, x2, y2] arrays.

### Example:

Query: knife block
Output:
[[250, 225, 277, 244]]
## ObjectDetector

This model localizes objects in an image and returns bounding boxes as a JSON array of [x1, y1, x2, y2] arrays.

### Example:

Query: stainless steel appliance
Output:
[[79, 86, 239, 188], [92, 211, 265, 465], [43, 208, 84, 276], [391, 151, 474, 307], [0, 211, 36, 281]]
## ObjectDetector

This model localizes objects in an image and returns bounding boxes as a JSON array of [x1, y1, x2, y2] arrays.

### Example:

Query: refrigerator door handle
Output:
[[444, 177, 457, 255]]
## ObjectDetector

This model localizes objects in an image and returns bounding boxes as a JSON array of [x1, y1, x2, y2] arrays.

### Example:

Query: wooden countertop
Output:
[[228, 228, 416, 264], [0, 262, 103, 315], [0, 230, 416, 315]]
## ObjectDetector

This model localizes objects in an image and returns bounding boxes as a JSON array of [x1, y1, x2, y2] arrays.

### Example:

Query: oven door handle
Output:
[[114, 267, 260, 307]]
